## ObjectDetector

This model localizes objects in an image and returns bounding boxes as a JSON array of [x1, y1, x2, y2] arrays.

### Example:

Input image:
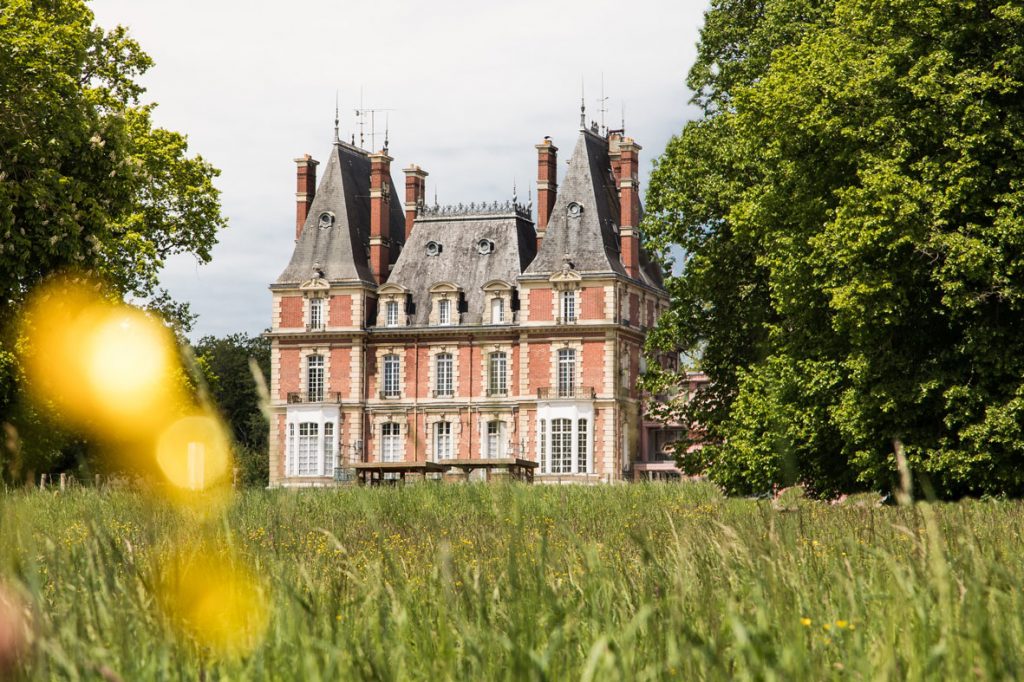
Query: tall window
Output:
[[435, 353, 453, 397], [323, 421, 335, 474], [488, 351, 507, 396], [309, 298, 324, 330], [385, 300, 399, 327], [557, 348, 576, 398], [438, 298, 452, 325], [486, 421, 504, 458], [577, 418, 588, 474], [383, 354, 401, 398], [550, 419, 572, 473], [434, 421, 452, 460], [381, 422, 401, 461], [287, 423, 296, 475], [307, 354, 324, 402], [297, 422, 319, 475], [491, 297, 505, 324], [560, 290, 576, 323]]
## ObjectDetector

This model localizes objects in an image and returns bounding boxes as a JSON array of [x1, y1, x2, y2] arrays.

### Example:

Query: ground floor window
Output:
[[434, 421, 453, 460], [485, 421, 505, 458], [536, 415, 591, 474], [285, 416, 338, 477], [381, 422, 402, 462]]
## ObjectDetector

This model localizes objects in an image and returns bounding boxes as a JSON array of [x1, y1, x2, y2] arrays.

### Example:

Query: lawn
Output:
[[1, 483, 1022, 680]]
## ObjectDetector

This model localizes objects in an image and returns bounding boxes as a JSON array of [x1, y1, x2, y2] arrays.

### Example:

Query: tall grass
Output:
[[2, 483, 1023, 679]]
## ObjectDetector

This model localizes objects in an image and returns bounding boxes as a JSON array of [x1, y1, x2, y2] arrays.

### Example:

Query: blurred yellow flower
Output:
[[800, 617, 812, 627], [836, 620, 849, 629]]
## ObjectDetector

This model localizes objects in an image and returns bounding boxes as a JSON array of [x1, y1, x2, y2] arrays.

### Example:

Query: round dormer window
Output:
[[425, 241, 442, 256], [567, 202, 583, 218], [477, 239, 494, 255], [318, 212, 334, 229]]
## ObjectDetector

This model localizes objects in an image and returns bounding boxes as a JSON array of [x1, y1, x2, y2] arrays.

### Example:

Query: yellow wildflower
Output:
[[801, 617, 812, 627]]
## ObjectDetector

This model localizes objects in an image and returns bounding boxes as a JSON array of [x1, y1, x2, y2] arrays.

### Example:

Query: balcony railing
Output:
[[537, 385, 596, 400], [379, 390, 401, 400], [556, 316, 578, 325], [485, 387, 508, 397], [286, 391, 342, 404], [432, 389, 454, 398], [305, 323, 326, 332]]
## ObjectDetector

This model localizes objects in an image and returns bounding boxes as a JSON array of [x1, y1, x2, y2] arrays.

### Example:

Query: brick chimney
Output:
[[535, 138, 558, 250], [403, 165, 428, 235], [294, 154, 319, 241], [617, 137, 642, 279], [369, 150, 394, 284]]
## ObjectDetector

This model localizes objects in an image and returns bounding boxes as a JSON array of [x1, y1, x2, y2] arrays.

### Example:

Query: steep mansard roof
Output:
[[387, 204, 537, 325], [276, 142, 406, 285], [524, 130, 663, 289]]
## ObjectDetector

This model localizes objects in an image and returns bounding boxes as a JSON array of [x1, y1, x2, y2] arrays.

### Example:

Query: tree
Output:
[[194, 334, 270, 488], [644, 0, 1024, 497], [0, 0, 226, 481]]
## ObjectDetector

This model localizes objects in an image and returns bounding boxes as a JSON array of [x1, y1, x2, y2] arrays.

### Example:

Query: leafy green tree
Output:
[[645, 0, 1024, 497], [0, 0, 225, 481], [194, 334, 270, 488]]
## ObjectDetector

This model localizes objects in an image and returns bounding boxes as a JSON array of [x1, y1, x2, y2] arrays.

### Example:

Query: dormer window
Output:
[[438, 298, 452, 326], [491, 297, 505, 324], [567, 202, 582, 218], [318, 212, 334, 229], [385, 301, 399, 328], [426, 241, 442, 256], [477, 239, 494, 255]]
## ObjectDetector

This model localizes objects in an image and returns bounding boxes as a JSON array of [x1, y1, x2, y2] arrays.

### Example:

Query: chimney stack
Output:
[[617, 137, 641, 279], [535, 139, 558, 250], [369, 150, 394, 284], [294, 154, 319, 241], [403, 165, 429, 235]]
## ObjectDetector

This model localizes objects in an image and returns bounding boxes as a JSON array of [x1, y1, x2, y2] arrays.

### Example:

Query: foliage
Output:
[[0, 0, 225, 481], [3, 485, 1024, 678], [644, 0, 1024, 497], [194, 333, 270, 488]]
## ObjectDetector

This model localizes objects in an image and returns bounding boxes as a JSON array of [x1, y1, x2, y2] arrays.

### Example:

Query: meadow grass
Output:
[[1, 482, 1023, 680]]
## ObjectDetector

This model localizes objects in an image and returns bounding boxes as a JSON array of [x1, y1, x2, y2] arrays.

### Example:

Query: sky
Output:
[[89, 0, 709, 340]]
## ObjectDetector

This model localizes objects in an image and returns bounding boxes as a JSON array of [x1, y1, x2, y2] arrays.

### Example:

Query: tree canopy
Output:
[[0, 0, 226, 478], [644, 0, 1024, 497]]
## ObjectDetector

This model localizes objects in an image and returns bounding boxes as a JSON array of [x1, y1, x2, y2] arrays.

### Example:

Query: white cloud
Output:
[[89, 0, 707, 338]]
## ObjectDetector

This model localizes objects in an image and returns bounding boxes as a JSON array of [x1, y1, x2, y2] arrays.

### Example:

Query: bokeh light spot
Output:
[[156, 415, 232, 491]]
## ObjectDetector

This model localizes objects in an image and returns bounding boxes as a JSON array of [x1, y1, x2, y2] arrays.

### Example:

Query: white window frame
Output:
[[323, 421, 335, 475], [557, 348, 576, 398], [309, 298, 324, 330], [297, 422, 320, 476], [435, 353, 453, 397], [488, 352, 507, 396], [535, 410, 592, 475], [577, 418, 588, 474], [560, 290, 576, 323], [383, 354, 401, 398], [434, 421, 453, 460], [307, 354, 324, 402], [485, 421, 505, 459], [381, 422, 401, 462], [550, 418, 572, 473], [385, 300, 399, 327], [491, 297, 505, 324], [438, 298, 452, 326]]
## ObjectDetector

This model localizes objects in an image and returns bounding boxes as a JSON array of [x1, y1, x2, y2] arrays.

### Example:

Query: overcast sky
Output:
[[90, 0, 708, 339]]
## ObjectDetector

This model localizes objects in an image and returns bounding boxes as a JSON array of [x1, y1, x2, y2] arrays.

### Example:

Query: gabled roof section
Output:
[[388, 206, 536, 325], [524, 130, 664, 289], [275, 141, 406, 286]]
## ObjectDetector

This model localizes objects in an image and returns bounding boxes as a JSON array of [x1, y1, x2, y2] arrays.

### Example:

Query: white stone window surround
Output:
[[425, 413, 458, 461], [371, 414, 407, 462], [375, 347, 406, 399], [299, 347, 331, 401], [481, 280, 514, 326], [428, 282, 462, 326], [306, 295, 326, 330], [549, 340, 583, 398], [535, 401, 594, 474], [478, 411, 516, 459], [376, 283, 410, 328], [284, 403, 340, 477], [428, 345, 461, 399], [482, 343, 512, 397]]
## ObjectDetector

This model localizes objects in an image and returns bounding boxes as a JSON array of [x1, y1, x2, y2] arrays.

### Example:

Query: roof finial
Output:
[[334, 90, 340, 143], [579, 77, 586, 130], [528, 183, 533, 211], [512, 178, 518, 205], [621, 101, 626, 133], [434, 186, 439, 209], [383, 113, 390, 153]]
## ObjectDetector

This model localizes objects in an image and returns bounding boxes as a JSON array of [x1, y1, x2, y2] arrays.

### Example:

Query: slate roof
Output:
[[387, 207, 537, 325], [524, 130, 663, 289], [276, 141, 406, 285]]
